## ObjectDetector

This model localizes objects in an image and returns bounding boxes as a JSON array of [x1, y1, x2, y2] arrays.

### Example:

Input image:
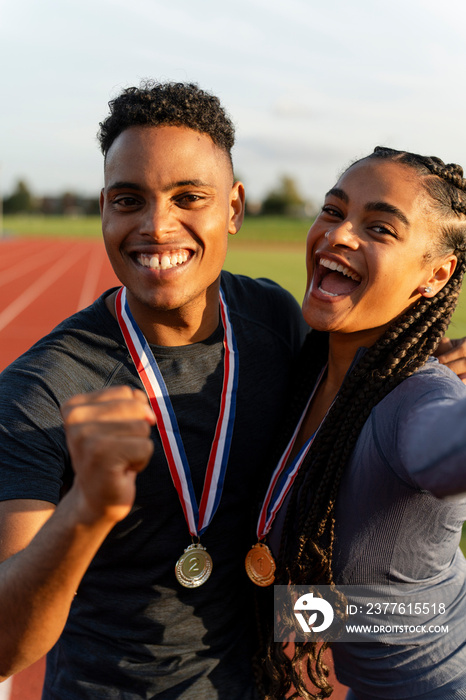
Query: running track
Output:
[[0, 237, 347, 699]]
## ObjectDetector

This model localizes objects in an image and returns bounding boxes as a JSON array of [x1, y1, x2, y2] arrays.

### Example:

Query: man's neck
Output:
[[106, 288, 221, 347]]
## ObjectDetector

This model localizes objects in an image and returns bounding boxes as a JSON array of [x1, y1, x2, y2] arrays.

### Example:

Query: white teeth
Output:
[[319, 287, 339, 297], [137, 251, 189, 270], [320, 257, 361, 282]]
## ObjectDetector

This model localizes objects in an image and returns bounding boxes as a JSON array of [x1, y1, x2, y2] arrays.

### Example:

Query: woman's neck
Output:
[[326, 327, 383, 388], [326, 337, 359, 390], [301, 333, 370, 440]]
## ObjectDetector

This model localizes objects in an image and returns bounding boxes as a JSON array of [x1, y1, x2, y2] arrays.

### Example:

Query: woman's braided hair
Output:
[[260, 147, 466, 700]]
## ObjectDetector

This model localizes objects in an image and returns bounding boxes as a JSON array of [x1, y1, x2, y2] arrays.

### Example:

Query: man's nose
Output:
[[141, 203, 176, 238]]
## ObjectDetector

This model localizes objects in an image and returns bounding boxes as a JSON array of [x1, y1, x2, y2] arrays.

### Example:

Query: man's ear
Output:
[[418, 254, 457, 297], [228, 181, 245, 235], [99, 189, 105, 219]]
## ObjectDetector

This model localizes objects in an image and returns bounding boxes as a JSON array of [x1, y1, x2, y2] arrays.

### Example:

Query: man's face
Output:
[[100, 125, 244, 326]]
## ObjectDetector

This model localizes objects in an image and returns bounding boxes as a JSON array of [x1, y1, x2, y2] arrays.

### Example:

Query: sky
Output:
[[2, 0, 466, 207]]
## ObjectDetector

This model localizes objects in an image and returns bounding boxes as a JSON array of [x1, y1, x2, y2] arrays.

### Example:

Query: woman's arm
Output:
[[398, 389, 466, 498]]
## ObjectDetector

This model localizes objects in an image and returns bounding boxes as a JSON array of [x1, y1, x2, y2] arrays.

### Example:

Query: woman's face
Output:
[[302, 158, 455, 345]]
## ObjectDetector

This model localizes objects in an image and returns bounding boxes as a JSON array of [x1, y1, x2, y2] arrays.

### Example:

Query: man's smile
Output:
[[136, 249, 192, 271]]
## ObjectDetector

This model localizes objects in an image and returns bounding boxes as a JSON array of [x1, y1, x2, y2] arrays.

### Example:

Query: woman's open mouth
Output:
[[314, 256, 362, 297]]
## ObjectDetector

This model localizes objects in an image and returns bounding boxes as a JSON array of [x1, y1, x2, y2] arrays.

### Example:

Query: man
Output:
[[0, 82, 307, 698]]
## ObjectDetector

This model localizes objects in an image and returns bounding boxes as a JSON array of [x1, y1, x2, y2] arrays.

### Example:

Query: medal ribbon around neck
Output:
[[245, 366, 329, 586], [256, 365, 328, 542], [115, 286, 239, 538]]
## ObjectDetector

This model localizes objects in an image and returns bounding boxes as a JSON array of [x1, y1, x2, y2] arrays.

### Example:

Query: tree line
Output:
[[2, 181, 100, 217]]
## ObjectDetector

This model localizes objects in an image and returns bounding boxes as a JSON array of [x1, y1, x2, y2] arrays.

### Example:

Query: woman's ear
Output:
[[418, 254, 457, 297]]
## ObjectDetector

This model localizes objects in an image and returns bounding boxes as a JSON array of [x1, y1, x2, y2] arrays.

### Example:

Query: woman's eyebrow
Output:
[[325, 188, 348, 203], [324, 189, 410, 227], [365, 201, 410, 227]]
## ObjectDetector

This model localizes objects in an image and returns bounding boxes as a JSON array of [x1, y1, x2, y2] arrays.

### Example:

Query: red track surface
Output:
[[0, 237, 348, 699], [0, 237, 119, 372]]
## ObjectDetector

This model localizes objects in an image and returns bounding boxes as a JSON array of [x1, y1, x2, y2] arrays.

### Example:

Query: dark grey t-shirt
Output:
[[0, 271, 308, 699]]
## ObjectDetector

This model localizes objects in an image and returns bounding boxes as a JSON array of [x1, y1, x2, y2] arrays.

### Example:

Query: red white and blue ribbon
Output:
[[115, 286, 238, 537], [256, 366, 327, 541]]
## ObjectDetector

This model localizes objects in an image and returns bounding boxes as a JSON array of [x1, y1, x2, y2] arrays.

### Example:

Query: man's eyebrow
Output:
[[161, 179, 213, 192], [365, 201, 410, 227], [325, 187, 348, 203], [106, 179, 213, 193], [106, 181, 144, 192]]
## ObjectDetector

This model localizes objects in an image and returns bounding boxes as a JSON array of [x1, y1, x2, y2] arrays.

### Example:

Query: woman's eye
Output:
[[321, 205, 342, 218], [371, 224, 398, 238]]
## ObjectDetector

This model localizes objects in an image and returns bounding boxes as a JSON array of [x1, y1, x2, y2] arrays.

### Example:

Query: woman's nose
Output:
[[324, 223, 359, 249]]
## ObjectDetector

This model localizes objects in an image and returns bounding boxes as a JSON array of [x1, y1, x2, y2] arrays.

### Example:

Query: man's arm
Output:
[[0, 386, 155, 679], [435, 337, 466, 383]]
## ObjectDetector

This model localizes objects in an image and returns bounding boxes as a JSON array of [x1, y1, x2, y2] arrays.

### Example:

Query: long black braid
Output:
[[259, 147, 466, 700]]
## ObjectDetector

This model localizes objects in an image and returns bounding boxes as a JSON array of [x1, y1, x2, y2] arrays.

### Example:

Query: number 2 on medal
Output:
[[189, 556, 200, 573]]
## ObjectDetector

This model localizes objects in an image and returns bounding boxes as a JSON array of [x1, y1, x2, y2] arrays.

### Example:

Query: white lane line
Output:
[[0, 239, 54, 268], [0, 677, 12, 699], [0, 242, 60, 288], [0, 244, 87, 333], [76, 244, 105, 311]]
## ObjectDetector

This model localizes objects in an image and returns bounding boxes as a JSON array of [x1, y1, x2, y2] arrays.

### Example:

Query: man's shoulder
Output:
[[220, 270, 306, 323], [0, 289, 124, 395], [221, 269, 294, 299]]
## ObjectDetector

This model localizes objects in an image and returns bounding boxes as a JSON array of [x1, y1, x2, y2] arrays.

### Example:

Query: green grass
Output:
[[238, 215, 310, 242], [1, 214, 311, 242], [2, 214, 103, 238], [225, 238, 307, 302]]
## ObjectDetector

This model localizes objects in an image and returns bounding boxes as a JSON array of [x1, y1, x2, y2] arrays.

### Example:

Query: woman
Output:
[[256, 147, 466, 699]]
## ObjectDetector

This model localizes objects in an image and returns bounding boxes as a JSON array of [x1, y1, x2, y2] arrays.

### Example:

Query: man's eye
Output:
[[177, 194, 203, 205], [114, 197, 140, 207]]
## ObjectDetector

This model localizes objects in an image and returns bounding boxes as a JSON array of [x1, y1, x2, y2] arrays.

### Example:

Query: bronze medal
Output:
[[245, 542, 276, 587], [175, 543, 213, 588]]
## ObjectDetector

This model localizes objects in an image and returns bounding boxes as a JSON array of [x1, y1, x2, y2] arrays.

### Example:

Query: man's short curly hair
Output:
[[98, 80, 235, 166]]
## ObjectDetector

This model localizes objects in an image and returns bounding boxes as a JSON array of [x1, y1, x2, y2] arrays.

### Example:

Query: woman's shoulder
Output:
[[367, 357, 466, 463], [381, 357, 466, 416], [368, 357, 466, 496]]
